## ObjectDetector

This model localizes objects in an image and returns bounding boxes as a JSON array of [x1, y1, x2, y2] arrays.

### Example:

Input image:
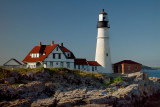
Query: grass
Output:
[[1, 66, 104, 78], [103, 76, 123, 88], [17, 66, 45, 74], [45, 67, 104, 78], [113, 76, 123, 83], [0, 67, 105, 81], [0, 67, 9, 79]]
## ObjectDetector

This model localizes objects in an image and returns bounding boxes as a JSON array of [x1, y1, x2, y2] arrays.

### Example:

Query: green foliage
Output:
[[46, 68, 55, 76], [102, 79, 112, 88], [103, 76, 123, 88], [17, 68, 29, 74], [0, 68, 9, 79], [34, 66, 45, 71], [45, 67, 104, 79], [113, 76, 123, 83], [16, 67, 45, 74]]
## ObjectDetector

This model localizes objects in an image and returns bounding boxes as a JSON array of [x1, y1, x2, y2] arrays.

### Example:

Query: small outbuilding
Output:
[[113, 60, 142, 74], [3, 58, 22, 69]]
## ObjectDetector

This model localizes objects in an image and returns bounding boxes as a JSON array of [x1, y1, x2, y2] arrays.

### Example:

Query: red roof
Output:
[[87, 61, 101, 66], [60, 46, 75, 59], [22, 44, 58, 62], [74, 59, 88, 65], [114, 60, 141, 65]]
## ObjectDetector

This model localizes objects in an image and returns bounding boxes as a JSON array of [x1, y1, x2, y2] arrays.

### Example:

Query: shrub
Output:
[[103, 76, 123, 88], [113, 76, 123, 83], [103, 79, 112, 88]]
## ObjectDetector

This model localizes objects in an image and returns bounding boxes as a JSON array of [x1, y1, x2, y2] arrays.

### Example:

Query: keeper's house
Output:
[[113, 60, 142, 74], [22, 41, 101, 72]]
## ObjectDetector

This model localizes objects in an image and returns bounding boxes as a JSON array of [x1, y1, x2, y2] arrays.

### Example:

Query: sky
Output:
[[0, 0, 160, 67]]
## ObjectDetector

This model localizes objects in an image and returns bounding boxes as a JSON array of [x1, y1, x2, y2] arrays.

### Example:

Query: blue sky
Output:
[[0, 0, 160, 67]]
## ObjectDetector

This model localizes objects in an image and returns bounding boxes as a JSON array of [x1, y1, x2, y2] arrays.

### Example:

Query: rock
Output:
[[57, 98, 84, 107], [31, 97, 56, 107], [101, 90, 108, 95], [0, 101, 9, 107], [9, 99, 31, 107], [5, 77, 15, 84], [26, 72, 34, 80], [75, 104, 111, 107], [0, 69, 160, 107], [0, 79, 5, 83], [9, 71, 21, 80]]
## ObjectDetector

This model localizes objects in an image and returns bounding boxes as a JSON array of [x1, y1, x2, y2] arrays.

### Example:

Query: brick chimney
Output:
[[51, 40, 54, 46], [60, 43, 63, 47], [39, 42, 41, 46]]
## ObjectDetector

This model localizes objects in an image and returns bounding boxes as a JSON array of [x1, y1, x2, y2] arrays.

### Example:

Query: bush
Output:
[[113, 76, 123, 83], [103, 76, 123, 88], [103, 79, 111, 88]]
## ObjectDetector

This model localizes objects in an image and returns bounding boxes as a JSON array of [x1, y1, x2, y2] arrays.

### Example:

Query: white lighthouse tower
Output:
[[95, 9, 113, 73]]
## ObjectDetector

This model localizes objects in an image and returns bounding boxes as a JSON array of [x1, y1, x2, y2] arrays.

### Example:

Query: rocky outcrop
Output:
[[0, 68, 160, 107], [31, 97, 56, 107]]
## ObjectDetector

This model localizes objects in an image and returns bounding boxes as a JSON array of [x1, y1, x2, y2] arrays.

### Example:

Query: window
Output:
[[78, 65, 80, 69], [56, 62, 58, 65], [56, 47, 58, 51], [106, 53, 108, 56], [95, 66, 97, 70], [128, 66, 131, 70], [82, 65, 84, 69], [92, 66, 94, 71], [135, 66, 138, 70], [37, 53, 39, 57], [53, 54, 55, 59], [33, 54, 35, 58], [66, 52, 70, 57], [58, 54, 61, 59], [53, 53, 61, 59], [74, 64, 76, 69]]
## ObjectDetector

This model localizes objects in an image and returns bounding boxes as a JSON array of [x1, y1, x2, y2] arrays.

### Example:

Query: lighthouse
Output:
[[95, 9, 113, 73]]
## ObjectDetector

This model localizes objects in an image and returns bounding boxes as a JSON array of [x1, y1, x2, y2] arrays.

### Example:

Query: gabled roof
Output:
[[4, 58, 22, 66], [87, 61, 101, 66], [60, 46, 75, 59], [114, 60, 141, 65], [74, 58, 88, 65], [22, 44, 58, 62]]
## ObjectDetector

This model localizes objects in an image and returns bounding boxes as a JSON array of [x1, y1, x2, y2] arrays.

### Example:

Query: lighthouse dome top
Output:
[[100, 9, 107, 15]]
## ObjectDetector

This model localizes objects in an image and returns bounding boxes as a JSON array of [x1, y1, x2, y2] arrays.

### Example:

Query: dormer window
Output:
[[66, 52, 70, 57], [37, 53, 40, 57], [31, 53, 40, 58], [43, 53, 46, 55]]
